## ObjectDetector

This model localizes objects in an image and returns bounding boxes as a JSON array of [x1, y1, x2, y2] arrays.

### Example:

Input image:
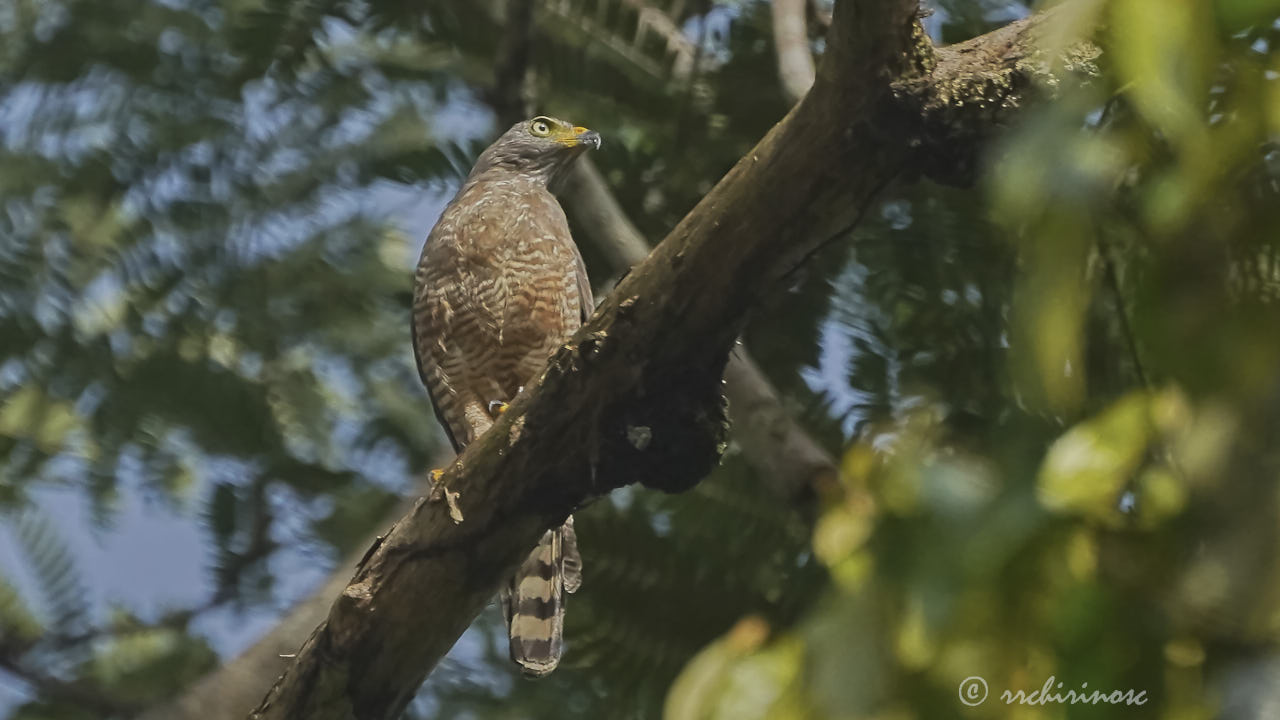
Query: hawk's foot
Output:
[[426, 468, 463, 524], [487, 386, 524, 417], [427, 468, 446, 501]]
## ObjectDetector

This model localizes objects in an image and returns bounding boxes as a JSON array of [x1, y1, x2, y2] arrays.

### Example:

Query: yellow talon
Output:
[[488, 400, 509, 415], [427, 468, 446, 500], [424, 468, 463, 522]]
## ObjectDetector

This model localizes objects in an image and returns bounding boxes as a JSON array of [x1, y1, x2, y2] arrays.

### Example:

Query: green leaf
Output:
[[1037, 391, 1152, 520], [0, 387, 81, 453], [1110, 0, 1216, 145], [11, 511, 88, 629], [85, 626, 218, 705]]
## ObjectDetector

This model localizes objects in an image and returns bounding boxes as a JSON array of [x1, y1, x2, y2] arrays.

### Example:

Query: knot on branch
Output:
[[612, 367, 730, 495]]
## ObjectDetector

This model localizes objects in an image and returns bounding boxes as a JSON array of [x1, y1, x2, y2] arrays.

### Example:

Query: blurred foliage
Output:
[[673, 2, 1280, 719], [2, 0, 1280, 719], [0, 0, 463, 714]]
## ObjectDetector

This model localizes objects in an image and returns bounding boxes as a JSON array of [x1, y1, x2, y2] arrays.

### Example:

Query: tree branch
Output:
[[559, 159, 654, 273], [561, 158, 839, 504], [488, 0, 535, 124], [771, 0, 817, 104], [246, 1, 1103, 717], [499, 0, 839, 503], [895, 3, 1101, 185]]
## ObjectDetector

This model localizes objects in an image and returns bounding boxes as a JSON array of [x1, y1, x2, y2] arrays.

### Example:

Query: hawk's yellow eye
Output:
[[529, 117, 553, 137]]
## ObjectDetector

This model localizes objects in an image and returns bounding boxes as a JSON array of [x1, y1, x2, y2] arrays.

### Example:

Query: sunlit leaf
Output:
[[1037, 391, 1151, 520], [1133, 464, 1187, 528], [1110, 0, 1216, 143], [664, 616, 771, 720], [86, 626, 218, 705], [0, 387, 80, 453], [1010, 219, 1092, 414]]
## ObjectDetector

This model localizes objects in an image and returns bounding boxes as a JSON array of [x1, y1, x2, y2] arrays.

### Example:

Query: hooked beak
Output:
[[566, 126, 602, 150]]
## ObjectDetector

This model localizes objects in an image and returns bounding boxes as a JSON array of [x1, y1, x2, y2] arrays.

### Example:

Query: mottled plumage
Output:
[[412, 115, 600, 676]]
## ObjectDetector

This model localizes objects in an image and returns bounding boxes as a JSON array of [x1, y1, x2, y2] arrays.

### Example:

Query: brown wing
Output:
[[411, 182, 512, 453], [412, 180, 586, 452], [574, 242, 594, 324], [412, 220, 468, 453], [410, 322, 456, 454]]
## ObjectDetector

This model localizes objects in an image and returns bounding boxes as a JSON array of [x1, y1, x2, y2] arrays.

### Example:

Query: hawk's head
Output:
[[471, 115, 602, 185]]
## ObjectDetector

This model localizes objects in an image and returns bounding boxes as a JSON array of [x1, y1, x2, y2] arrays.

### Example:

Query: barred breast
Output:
[[412, 177, 586, 450]]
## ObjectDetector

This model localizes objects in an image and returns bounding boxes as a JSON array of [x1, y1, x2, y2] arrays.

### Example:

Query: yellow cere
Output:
[[557, 124, 592, 145]]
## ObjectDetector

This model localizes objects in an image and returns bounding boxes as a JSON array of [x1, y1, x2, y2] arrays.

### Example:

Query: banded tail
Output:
[[502, 516, 582, 677]]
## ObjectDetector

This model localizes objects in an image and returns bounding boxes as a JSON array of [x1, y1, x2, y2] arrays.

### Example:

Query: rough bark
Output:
[[896, 3, 1100, 185], [245, 0, 1101, 717], [561, 158, 839, 504]]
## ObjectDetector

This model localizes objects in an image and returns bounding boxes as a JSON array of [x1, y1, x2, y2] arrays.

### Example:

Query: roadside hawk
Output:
[[412, 115, 601, 676]]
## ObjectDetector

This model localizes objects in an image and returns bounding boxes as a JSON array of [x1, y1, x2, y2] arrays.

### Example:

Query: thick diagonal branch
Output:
[[561, 159, 839, 504], [496, 0, 838, 504], [246, 1, 1101, 717]]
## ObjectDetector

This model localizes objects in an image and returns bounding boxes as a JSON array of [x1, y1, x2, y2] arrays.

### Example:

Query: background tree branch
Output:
[[770, 0, 817, 104]]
